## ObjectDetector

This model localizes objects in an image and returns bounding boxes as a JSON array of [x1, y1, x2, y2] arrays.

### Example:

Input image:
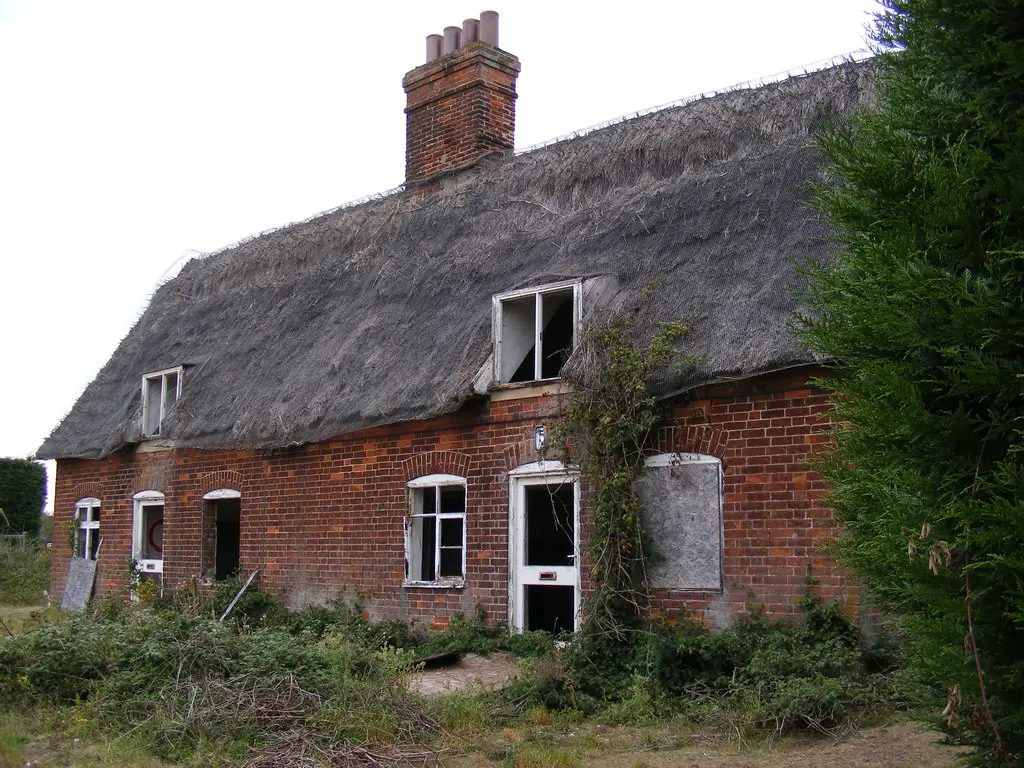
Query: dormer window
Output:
[[494, 281, 580, 384], [142, 366, 183, 437]]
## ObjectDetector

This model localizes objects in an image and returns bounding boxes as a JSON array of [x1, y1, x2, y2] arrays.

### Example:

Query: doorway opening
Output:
[[201, 490, 241, 582]]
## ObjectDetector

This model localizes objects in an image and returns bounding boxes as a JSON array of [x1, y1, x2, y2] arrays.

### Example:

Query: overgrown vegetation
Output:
[[0, 585, 909, 767], [798, 0, 1024, 764], [549, 309, 690, 699], [0, 538, 50, 605], [0, 459, 46, 537]]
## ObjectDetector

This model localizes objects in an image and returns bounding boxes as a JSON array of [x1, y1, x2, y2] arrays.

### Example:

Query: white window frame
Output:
[[132, 490, 165, 575], [493, 280, 582, 384], [141, 365, 183, 437], [404, 473, 467, 588], [74, 498, 101, 560]]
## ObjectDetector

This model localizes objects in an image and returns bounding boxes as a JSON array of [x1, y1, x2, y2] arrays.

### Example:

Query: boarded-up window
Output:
[[636, 454, 723, 590]]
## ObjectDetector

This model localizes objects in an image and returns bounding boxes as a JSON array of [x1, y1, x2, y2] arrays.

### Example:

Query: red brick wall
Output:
[[403, 42, 520, 183], [50, 367, 852, 629]]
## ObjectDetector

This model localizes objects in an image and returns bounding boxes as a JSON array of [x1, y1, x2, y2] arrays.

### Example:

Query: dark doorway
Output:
[[525, 585, 575, 634], [214, 499, 240, 580], [522, 482, 576, 633]]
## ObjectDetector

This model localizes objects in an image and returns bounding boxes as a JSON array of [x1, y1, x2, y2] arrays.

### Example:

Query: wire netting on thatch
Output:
[[39, 61, 873, 459]]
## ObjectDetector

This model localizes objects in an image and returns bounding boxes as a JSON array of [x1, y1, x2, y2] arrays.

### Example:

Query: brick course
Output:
[[51, 367, 853, 629]]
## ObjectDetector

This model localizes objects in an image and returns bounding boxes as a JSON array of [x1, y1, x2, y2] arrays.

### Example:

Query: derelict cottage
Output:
[[40, 12, 871, 632]]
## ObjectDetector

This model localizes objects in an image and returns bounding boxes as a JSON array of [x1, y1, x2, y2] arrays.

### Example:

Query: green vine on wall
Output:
[[553, 311, 692, 644]]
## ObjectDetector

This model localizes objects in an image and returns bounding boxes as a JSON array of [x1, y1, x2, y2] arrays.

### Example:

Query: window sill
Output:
[[490, 379, 571, 402], [402, 580, 466, 590]]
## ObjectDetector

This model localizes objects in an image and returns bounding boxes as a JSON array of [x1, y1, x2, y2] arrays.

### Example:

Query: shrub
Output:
[[0, 539, 50, 605]]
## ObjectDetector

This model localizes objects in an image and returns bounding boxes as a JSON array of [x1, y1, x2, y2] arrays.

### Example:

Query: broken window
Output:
[[75, 498, 101, 560], [405, 474, 466, 585], [142, 366, 183, 437], [494, 282, 579, 384], [635, 454, 723, 591]]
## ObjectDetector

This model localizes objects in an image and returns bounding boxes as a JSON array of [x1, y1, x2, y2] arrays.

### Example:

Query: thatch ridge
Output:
[[39, 61, 873, 459]]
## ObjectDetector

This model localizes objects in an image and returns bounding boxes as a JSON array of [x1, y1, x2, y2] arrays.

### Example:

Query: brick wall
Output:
[[50, 367, 853, 629]]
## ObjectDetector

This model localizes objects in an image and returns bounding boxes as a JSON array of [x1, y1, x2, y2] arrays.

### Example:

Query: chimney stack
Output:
[[403, 11, 521, 185]]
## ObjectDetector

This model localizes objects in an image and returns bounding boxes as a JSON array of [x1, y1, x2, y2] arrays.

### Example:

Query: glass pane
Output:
[[77, 530, 87, 559], [501, 295, 537, 383], [141, 504, 164, 560], [440, 517, 463, 547], [165, 372, 179, 409], [420, 488, 436, 514], [92, 506, 100, 523], [144, 378, 162, 435], [525, 483, 575, 566], [439, 548, 462, 577], [88, 531, 99, 560], [418, 515, 436, 581], [540, 291, 574, 379], [440, 486, 464, 513]]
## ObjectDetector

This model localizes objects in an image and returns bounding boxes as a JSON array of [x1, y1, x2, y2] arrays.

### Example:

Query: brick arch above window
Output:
[[652, 424, 729, 459], [198, 470, 245, 498], [70, 482, 104, 505], [401, 450, 470, 483], [126, 465, 171, 499]]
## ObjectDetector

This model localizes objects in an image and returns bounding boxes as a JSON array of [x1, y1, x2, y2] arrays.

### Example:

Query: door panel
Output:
[[510, 471, 580, 633]]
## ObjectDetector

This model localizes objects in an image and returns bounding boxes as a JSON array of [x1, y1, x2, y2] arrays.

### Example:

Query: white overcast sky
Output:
[[0, 0, 881, 464]]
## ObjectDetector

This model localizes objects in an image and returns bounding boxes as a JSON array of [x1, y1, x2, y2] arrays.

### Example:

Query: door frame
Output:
[[507, 460, 581, 633]]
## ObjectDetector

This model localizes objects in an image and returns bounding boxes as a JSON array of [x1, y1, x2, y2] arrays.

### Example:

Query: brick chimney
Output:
[[403, 11, 521, 185]]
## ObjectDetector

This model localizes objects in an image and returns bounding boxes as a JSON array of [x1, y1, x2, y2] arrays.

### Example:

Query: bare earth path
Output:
[[446, 721, 961, 767]]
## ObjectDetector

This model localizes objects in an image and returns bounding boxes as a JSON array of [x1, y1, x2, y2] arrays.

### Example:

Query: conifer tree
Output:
[[800, 1, 1024, 763]]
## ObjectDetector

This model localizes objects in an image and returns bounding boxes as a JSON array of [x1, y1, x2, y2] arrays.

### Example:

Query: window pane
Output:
[[77, 530, 87, 559], [165, 372, 179, 410], [91, 506, 100, 523], [419, 515, 436, 581], [439, 486, 464, 513], [525, 483, 575, 566], [144, 378, 162, 435], [439, 548, 462, 577], [141, 504, 164, 560], [540, 291, 574, 379], [501, 295, 537, 383], [440, 517, 463, 547], [421, 488, 436, 514], [88, 531, 99, 560]]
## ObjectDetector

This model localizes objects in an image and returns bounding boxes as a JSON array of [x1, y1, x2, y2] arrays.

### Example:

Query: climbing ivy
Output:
[[551, 311, 691, 694]]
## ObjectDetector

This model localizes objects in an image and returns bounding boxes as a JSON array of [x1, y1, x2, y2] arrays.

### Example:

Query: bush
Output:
[[0, 539, 50, 605], [0, 460, 46, 537]]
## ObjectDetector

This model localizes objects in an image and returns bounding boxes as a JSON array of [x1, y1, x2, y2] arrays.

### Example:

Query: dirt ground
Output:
[[446, 720, 962, 767], [588, 721, 961, 767], [409, 652, 520, 696]]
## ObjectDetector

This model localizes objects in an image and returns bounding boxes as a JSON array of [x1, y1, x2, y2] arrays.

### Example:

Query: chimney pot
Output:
[[442, 26, 461, 54], [425, 34, 442, 62], [462, 18, 480, 44], [480, 11, 499, 46]]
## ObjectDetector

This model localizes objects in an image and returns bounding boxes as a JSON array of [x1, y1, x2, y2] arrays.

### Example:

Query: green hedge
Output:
[[0, 459, 46, 537]]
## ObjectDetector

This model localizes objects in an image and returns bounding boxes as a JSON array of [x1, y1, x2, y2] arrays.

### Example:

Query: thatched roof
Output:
[[39, 61, 872, 460]]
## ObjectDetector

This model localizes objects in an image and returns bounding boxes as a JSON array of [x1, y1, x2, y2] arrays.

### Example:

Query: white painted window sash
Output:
[[405, 478, 467, 586], [75, 498, 101, 560], [141, 366, 183, 437], [493, 281, 582, 384]]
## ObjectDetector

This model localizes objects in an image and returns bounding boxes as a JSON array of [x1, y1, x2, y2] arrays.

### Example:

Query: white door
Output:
[[509, 462, 580, 634]]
